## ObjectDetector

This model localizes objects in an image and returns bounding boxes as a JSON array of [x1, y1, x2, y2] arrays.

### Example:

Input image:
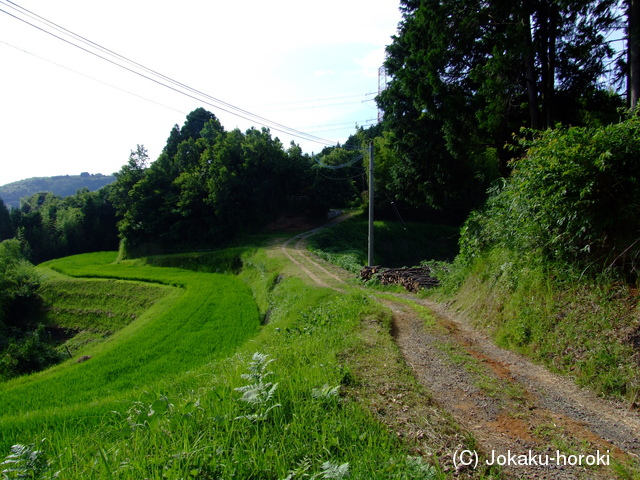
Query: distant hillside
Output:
[[0, 173, 116, 208]]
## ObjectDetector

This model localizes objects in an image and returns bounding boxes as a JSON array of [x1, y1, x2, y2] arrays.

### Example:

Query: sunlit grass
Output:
[[39, 276, 172, 334], [0, 252, 260, 450]]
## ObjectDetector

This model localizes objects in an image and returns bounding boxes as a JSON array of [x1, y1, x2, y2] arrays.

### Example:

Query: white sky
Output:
[[0, 0, 402, 185]]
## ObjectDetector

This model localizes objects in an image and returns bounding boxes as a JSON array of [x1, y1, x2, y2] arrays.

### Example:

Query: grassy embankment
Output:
[[0, 243, 464, 479], [0, 251, 260, 449], [440, 250, 640, 404]]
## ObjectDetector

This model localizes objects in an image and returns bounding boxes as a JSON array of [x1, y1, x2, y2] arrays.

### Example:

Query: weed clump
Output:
[[234, 352, 281, 422]]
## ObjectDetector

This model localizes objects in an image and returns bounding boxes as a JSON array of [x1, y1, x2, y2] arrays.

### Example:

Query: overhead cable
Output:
[[313, 153, 364, 170], [0, 39, 187, 115], [0, 0, 341, 146]]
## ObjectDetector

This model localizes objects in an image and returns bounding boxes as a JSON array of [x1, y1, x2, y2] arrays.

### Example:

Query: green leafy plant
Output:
[[311, 384, 341, 402], [319, 461, 350, 479], [0, 325, 64, 381], [234, 352, 281, 422], [459, 117, 640, 278], [0, 442, 53, 480], [280, 458, 350, 480]]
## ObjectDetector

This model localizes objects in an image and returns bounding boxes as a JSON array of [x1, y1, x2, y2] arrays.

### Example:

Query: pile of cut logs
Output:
[[359, 265, 439, 292]]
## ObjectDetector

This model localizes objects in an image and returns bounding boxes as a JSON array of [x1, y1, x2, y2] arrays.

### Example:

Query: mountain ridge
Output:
[[0, 173, 115, 208]]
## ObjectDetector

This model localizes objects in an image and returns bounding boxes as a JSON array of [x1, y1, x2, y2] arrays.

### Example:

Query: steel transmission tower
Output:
[[377, 65, 388, 123]]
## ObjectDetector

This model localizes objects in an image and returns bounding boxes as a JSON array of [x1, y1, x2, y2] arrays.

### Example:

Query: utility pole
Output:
[[368, 141, 374, 266]]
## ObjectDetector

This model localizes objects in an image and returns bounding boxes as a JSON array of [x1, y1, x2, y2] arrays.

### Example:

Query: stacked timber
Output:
[[359, 265, 439, 292]]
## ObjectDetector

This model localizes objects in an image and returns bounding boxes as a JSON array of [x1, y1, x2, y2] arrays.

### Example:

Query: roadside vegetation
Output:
[[429, 119, 640, 404], [1, 2, 640, 475]]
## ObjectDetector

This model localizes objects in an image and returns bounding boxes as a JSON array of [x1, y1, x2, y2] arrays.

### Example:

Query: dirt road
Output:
[[280, 225, 640, 479]]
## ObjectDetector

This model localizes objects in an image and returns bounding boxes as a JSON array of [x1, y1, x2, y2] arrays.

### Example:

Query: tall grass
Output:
[[307, 212, 640, 403], [446, 248, 640, 402], [39, 275, 173, 335]]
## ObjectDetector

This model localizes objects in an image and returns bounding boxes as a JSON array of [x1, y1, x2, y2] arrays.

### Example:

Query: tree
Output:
[[110, 145, 156, 255], [305, 146, 360, 216], [6, 188, 118, 262], [378, 0, 623, 214], [110, 144, 149, 219], [68, 187, 118, 253], [629, 0, 640, 109], [0, 239, 41, 327], [112, 109, 361, 257], [0, 198, 13, 241]]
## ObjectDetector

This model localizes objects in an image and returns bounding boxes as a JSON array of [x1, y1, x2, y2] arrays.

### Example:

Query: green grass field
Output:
[[0, 248, 448, 479], [0, 251, 261, 452]]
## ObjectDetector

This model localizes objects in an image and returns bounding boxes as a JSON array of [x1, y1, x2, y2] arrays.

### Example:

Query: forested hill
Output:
[[0, 173, 115, 208]]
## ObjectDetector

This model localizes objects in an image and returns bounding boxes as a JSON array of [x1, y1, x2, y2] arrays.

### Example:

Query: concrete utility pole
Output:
[[368, 141, 374, 266]]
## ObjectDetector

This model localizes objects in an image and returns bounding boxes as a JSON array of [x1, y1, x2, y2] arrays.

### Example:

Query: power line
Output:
[[0, 39, 188, 116], [304, 118, 378, 133], [317, 169, 365, 181], [0, 0, 341, 146], [255, 92, 377, 109], [1, 34, 377, 134], [313, 153, 364, 170], [265, 98, 376, 113]]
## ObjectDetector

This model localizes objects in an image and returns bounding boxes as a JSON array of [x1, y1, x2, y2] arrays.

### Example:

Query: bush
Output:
[[0, 239, 41, 326], [0, 324, 64, 381], [459, 117, 640, 278]]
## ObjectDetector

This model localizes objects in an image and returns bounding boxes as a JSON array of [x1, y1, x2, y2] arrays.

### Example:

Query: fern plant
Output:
[[280, 458, 350, 480], [234, 352, 281, 422], [0, 443, 53, 480]]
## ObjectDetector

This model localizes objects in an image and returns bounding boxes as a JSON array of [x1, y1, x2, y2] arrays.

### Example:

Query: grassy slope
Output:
[[0, 251, 260, 450], [444, 249, 640, 403], [0, 246, 460, 479], [7, 218, 633, 477], [39, 268, 175, 336]]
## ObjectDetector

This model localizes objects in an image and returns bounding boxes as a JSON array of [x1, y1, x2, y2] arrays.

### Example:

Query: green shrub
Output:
[[0, 325, 64, 381], [460, 117, 640, 278], [0, 239, 41, 326]]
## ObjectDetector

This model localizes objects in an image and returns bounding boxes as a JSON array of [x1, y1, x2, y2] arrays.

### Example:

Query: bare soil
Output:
[[277, 224, 640, 479]]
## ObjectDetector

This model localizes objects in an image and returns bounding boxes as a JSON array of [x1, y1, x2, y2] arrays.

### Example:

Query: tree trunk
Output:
[[538, 1, 558, 129], [629, 0, 640, 110], [522, 1, 541, 129]]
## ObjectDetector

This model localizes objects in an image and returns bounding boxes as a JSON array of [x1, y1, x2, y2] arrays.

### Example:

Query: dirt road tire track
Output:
[[280, 222, 640, 479]]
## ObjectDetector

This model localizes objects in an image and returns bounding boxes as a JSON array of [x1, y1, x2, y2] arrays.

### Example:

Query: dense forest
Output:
[[2, 0, 640, 356], [108, 109, 366, 258], [371, 0, 640, 280]]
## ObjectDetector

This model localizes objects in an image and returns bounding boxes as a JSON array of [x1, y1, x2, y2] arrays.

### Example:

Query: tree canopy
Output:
[[377, 0, 625, 216], [4, 188, 118, 264], [110, 108, 364, 257]]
